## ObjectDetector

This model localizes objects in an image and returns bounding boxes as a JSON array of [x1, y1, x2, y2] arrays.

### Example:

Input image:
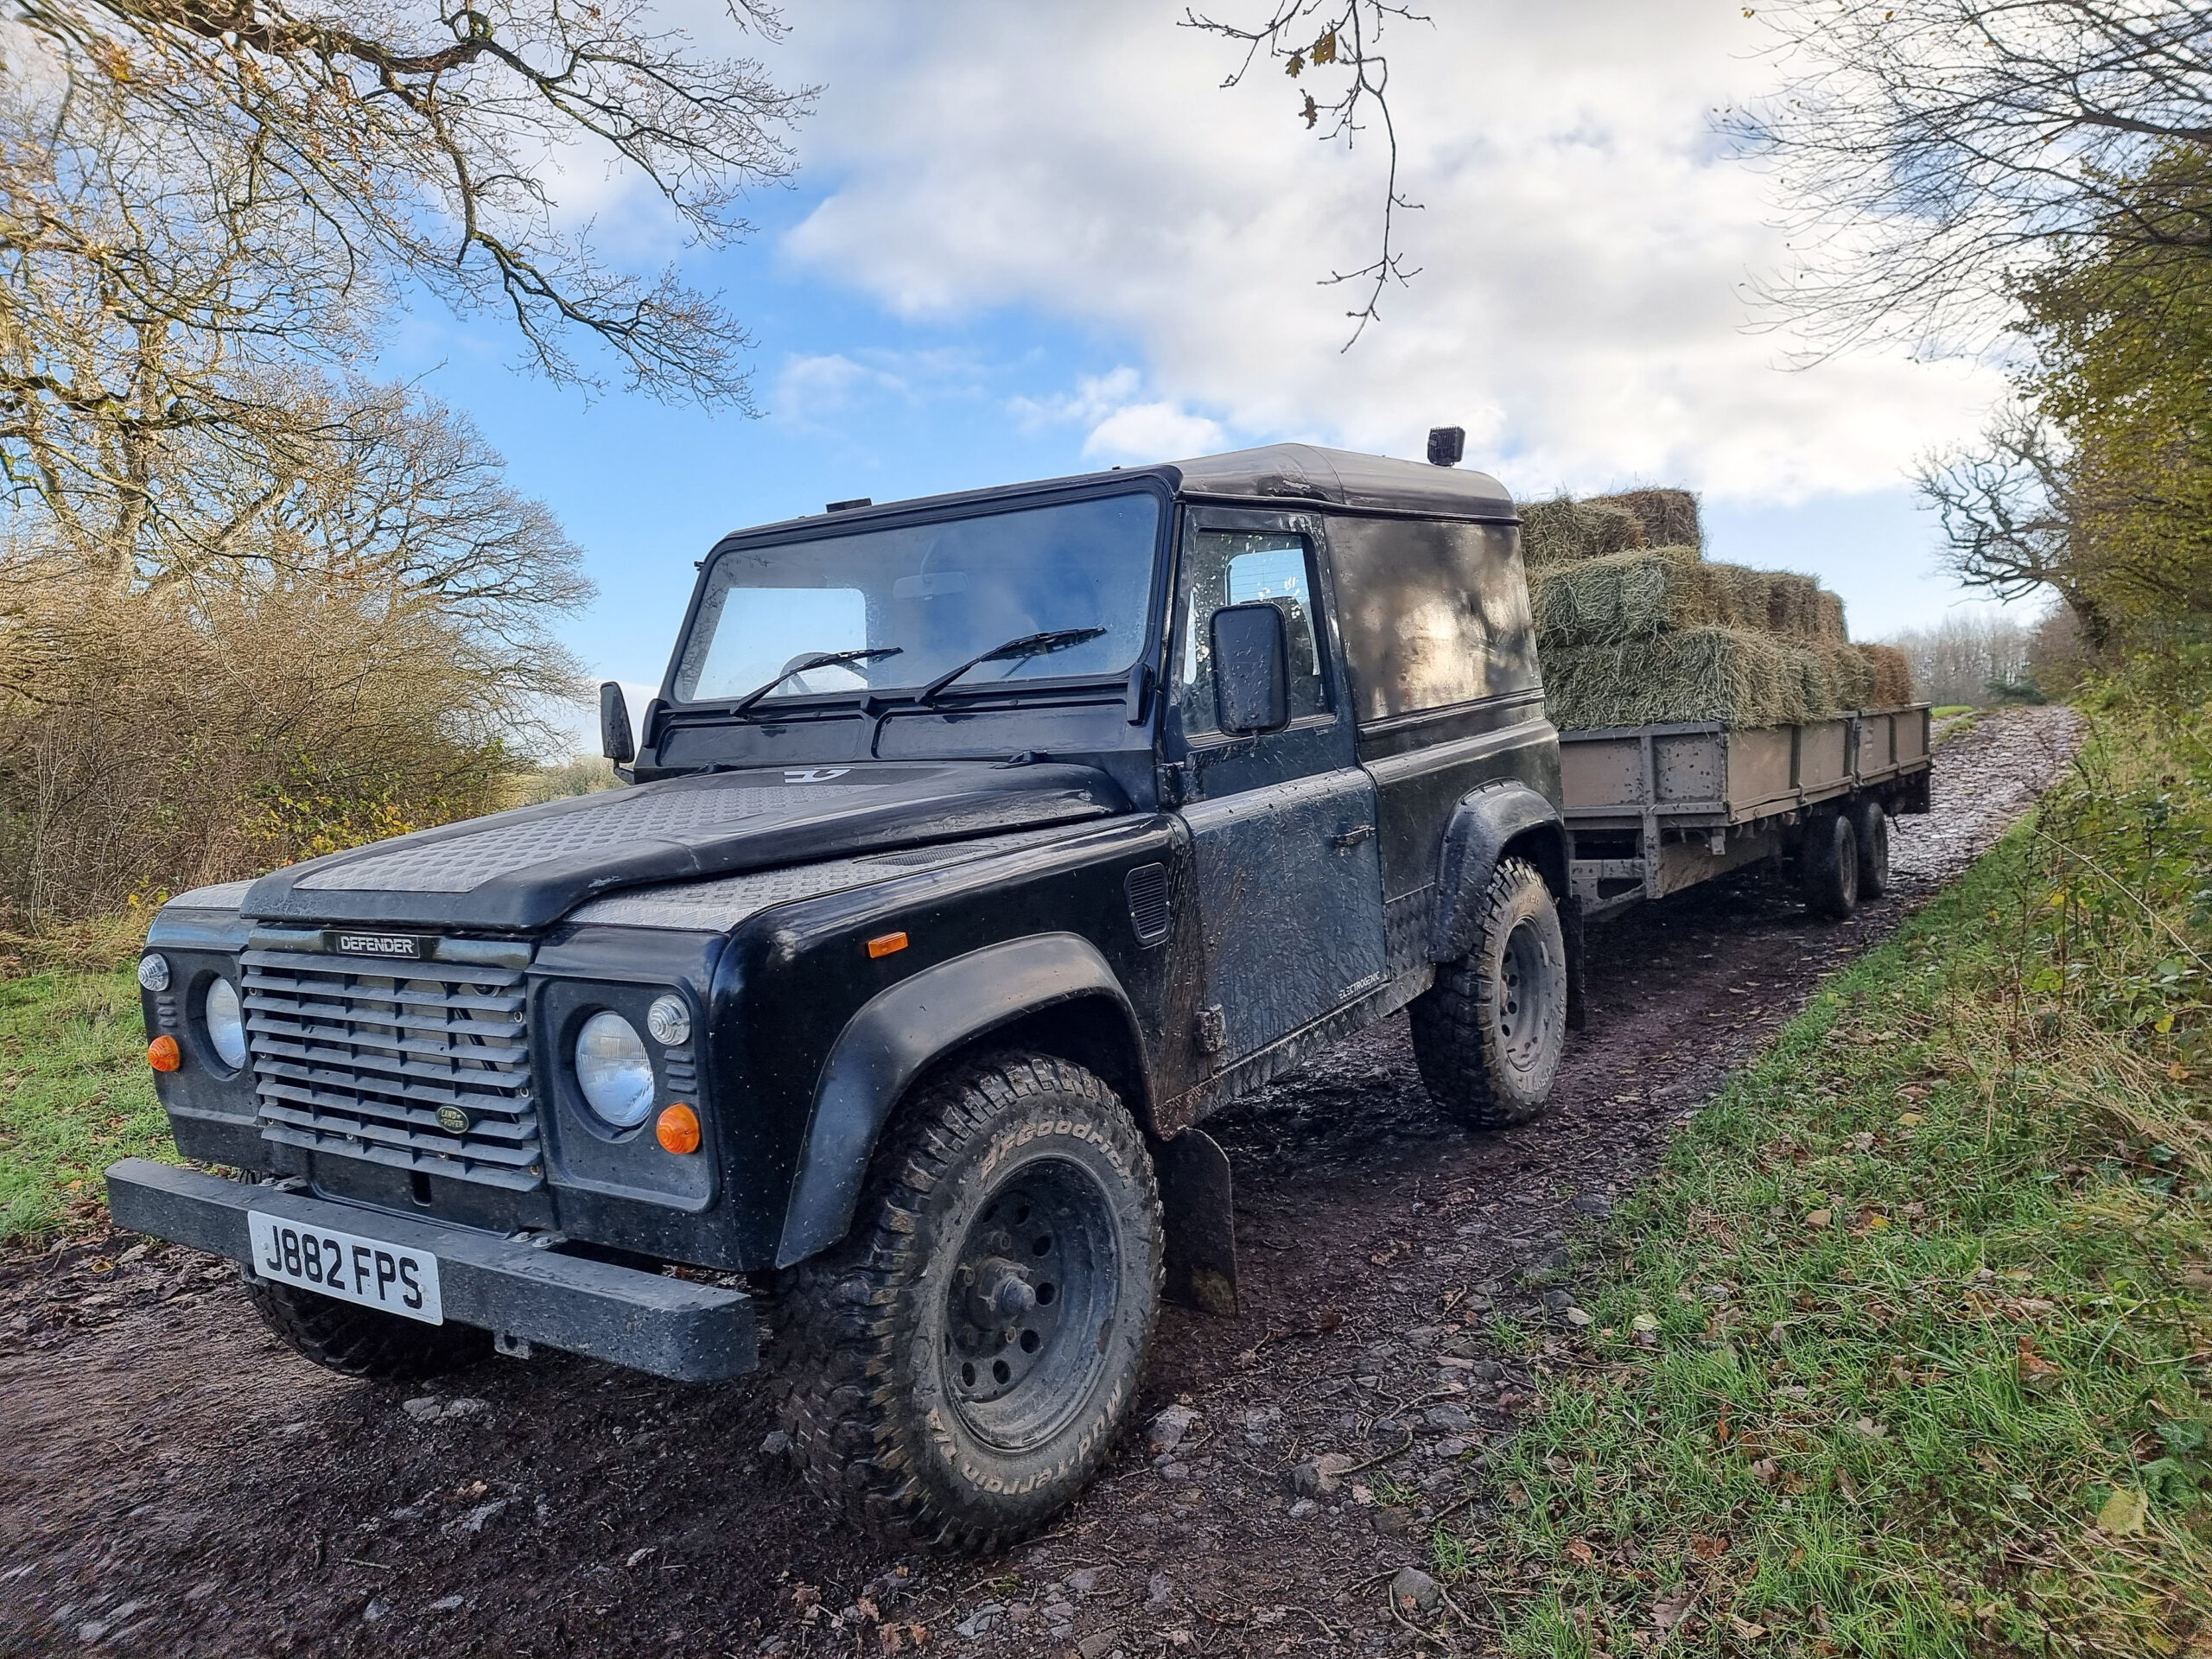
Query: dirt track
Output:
[[0, 708, 2081, 1658]]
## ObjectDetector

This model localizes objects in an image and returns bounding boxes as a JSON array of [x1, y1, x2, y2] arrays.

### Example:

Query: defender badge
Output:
[[327, 931, 431, 959], [783, 767, 849, 783], [435, 1105, 473, 1135]]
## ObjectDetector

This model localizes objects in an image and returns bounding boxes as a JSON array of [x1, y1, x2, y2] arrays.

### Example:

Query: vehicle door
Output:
[[1168, 507, 1388, 1067], [1325, 513, 1551, 972]]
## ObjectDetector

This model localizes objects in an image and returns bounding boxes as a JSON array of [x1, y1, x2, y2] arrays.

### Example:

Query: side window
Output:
[[1179, 530, 1328, 738], [1327, 517, 1538, 721]]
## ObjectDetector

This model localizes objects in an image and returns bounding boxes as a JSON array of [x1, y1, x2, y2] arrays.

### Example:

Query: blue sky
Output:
[[380, 3, 2027, 754]]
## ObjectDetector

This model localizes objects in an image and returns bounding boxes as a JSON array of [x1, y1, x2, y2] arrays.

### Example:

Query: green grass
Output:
[[1436, 695, 2212, 1656], [0, 968, 177, 1243], [1930, 703, 1976, 719]]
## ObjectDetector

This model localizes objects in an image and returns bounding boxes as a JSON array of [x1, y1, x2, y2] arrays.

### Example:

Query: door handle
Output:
[[1332, 823, 1376, 850]]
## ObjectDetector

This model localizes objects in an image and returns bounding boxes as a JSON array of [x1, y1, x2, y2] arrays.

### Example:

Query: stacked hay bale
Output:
[[1520, 492, 1915, 731]]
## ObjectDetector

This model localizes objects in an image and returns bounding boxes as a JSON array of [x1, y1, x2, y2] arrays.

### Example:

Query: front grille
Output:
[[241, 948, 542, 1192]]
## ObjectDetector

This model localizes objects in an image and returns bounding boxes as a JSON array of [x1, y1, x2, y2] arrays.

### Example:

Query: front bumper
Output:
[[105, 1159, 756, 1383]]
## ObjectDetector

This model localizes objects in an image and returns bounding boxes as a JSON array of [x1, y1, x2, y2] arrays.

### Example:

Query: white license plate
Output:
[[246, 1211, 443, 1325]]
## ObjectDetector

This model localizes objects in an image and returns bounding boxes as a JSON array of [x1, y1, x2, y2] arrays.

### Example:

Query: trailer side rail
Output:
[[1559, 705, 1932, 915]]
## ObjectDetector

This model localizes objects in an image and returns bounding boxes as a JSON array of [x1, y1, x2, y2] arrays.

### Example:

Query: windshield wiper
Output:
[[916, 628, 1108, 705], [732, 646, 904, 715]]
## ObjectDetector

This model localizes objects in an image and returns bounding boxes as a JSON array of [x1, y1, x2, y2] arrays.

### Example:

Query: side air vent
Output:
[[1124, 863, 1171, 946]]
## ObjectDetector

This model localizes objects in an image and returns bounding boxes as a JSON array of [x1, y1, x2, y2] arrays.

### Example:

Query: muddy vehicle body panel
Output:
[[111, 443, 1571, 1424]]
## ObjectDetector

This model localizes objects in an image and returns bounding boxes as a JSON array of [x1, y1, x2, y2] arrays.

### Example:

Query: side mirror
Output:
[[1210, 602, 1290, 734], [600, 681, 636, 765]]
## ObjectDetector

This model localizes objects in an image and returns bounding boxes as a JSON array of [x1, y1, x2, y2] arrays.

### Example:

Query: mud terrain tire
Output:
[[1801, 810, 1860, 919], [779, 1052, 1163, 1552], [1409, 857, 1568, 1128], [245, 1277, 493, 1381]]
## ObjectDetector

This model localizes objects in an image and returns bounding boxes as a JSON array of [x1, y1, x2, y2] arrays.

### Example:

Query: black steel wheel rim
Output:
[[1496, 918, 1556, 1071], [938, 1153, 1121, 1452]]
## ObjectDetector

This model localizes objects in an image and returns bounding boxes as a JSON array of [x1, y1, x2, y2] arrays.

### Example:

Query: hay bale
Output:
[[1760, 572, 1823, 639], [1533, 549, 1768, 645], [1539, 628, 1806, 730], [1827, 640, 1878, 708], [1517, 497, 1646, 567], [1789, 641, 1876, 715], [1589, 487, 1701, 550], [1814, 589, 1847, 643], [1857, 643, 1916, 706]]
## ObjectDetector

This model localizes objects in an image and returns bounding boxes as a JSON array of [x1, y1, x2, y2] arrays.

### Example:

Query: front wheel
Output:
[[1409, 856, 1569, 1128], [779, 1052, 1163, 1552], [245, 1277, 492, 1382]]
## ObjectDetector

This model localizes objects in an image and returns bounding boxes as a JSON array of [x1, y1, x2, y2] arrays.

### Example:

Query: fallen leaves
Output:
[[2014, 1334, 2073, 1395], [2096, 1486, 2148, 1535]]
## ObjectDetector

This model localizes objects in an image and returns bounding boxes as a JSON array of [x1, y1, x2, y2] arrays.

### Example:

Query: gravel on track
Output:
[[0, 706, 2082, 1658]]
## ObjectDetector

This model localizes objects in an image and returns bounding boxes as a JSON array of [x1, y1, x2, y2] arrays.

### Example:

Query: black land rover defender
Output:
[[109, 439, 1576, 1549]]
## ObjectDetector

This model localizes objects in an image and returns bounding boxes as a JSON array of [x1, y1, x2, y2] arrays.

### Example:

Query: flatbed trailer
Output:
[[1560, 704, 1933, 918]]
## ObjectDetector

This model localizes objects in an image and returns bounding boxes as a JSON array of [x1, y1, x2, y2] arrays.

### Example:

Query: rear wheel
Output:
[[1409, 857, 1569, 1128], [1848, 798, 1891, 898], [779, 1051, 1162, 1552], [245, 1277, 492, 1382], [1800, 810, 1860, 919]]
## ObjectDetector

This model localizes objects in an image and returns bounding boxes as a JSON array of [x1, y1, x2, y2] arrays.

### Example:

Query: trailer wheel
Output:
[[1800, 810, 1859, 919], [1848, 798, 1891, 898], [245, 1277, 493, 1382], [779, 1051, 1162, 1552], [1410, 857, 1568, 1128]]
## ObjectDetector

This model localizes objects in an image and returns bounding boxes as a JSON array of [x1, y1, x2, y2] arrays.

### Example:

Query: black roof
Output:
[[712, 442, 1516, 552], [1164, 442, 1514, 518]]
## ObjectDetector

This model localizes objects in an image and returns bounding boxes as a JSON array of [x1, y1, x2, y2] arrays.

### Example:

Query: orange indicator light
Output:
[[656, 1103, 702, 1155], [147, 1035, 181, 1073], [867, 931, 910, 959]]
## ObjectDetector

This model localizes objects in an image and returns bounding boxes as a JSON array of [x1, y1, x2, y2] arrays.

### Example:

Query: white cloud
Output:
[[763, 1, 2003, 506], [1009, 366, 1143, 432], [772, 353, 904, 426], [1083, 402, 1227, 461], [1008, 365, 1227, 459]]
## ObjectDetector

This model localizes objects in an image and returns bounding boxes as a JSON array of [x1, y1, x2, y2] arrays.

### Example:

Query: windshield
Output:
[[673, 493, 1163, 706]]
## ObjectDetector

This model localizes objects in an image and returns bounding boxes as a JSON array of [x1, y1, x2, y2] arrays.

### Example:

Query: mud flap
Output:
[[1562, 893, 1587, 1032], [1155, 1128, 1238, 1317]]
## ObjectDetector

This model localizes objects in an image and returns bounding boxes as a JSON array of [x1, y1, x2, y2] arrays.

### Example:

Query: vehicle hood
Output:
[[240, 761, 1128, 932]]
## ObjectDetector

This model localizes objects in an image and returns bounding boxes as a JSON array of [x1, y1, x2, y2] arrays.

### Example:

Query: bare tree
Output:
[[1731, 2, 2212, 359], [0, 0, 808, 408], [1183, 2, 1426, 346], [1881, 610, 2043, 704], [1916, 404, 2089, 605]]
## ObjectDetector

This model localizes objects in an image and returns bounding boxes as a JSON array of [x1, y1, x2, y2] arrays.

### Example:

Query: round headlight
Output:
[[575, 1011, 655, 1128], [137, 954, 171, 993], [204, 977, 248, 1070], [645, 994, 691, 1047]]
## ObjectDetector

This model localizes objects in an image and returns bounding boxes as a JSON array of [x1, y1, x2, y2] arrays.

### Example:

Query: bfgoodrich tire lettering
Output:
[[779, 1051, 1163, 1552], [245, 1277, 492, 1381], [1409, 856, 1568, 1128]]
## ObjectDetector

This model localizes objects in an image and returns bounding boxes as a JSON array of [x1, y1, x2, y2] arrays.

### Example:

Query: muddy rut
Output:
[[0, 708, 2081, 1658]]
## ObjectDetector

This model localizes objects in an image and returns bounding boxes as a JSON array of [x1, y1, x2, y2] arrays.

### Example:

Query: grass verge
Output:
[[1438, 695, 2211, 1656], [0, 968, 176, 1244]]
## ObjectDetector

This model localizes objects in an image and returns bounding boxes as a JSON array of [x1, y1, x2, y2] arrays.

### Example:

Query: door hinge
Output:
[[1332, 823, 1376, 850], [1196, 1005, 1228, 1055]]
